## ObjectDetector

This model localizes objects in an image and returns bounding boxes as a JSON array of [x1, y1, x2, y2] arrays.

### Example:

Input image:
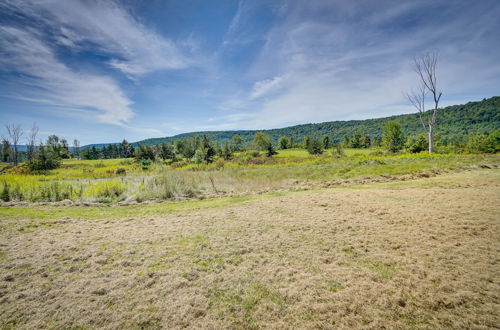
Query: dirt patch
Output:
[[0, 170, 499, 328]]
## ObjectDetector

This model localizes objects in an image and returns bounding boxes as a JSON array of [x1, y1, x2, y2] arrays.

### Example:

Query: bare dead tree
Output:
[[5, 124, 23, 166], [73, 139, 80, 159], [26, 123, 39, 161], [407, 52, 442, 153]]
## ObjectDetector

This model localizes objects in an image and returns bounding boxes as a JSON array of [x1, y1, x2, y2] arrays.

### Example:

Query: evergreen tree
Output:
[[201, 135, 216, 164]]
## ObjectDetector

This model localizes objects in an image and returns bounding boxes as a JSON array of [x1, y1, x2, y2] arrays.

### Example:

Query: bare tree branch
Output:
[[26, 123, 39, 161], [5, 124, 23, 166], [408, 52, 442, 153], [405, 83, 427, 131]]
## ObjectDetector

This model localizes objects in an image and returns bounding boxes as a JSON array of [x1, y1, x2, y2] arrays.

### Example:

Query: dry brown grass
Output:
[[0, 169, 499, 329]]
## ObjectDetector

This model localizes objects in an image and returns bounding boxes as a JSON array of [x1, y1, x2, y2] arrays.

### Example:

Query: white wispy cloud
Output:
[[250, 76, 284, 100], [5, 0, 192, 78], [0, 0, 194, 129], [0, 25, 134, 125], [215, 0, 500, 130]]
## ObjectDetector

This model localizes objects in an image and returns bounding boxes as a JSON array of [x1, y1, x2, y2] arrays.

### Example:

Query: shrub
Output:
[[192, 149, 205, 164], [0, 183, 10, 202], [382, 121, 406, 153], [306, 138, 324, 155], [27, 147, 61, 172], [115, 167, 126, 175], [141, 159, 152, 170], [214, 158, 226, 170], [465, 131, 500, 153], [135, 145, 156, 161], [406, 135, 428, 153], [249, 151, 260, 157], [332, 144, 345, 158], [266, 144, 278, 157]]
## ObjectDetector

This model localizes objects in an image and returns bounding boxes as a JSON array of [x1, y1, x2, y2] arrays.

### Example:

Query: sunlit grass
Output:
[[0, 151, 498, 204]]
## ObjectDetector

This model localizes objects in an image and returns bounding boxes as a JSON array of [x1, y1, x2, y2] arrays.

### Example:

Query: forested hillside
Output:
[[85, 96, 500, 148]]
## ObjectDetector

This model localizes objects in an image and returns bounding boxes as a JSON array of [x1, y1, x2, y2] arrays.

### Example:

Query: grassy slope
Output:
[[1, 152, 499, 204], [0, 169, 498, 328], [1, 152, 500, 204]]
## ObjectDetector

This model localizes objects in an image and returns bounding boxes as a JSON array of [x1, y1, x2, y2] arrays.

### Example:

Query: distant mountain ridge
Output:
[[83, 96, 500, 148]]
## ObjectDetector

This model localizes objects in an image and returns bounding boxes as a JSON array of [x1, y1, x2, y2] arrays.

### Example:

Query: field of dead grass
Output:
[[0, 169, 499, 329]]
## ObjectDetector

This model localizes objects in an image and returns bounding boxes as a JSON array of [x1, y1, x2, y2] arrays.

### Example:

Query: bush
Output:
[[214, 158, 226, 170], [406, 135, 428, 153], [27, 147, 61, 172], [115, 167, 126, 175], [0, 183, 10, 202], [306, 138, 324, 155], [382, 121, 406, 153], [249, 151, 260, 157], [332, 144, 345, 158], [465, 131, 500, 153], [135, 145, 156, 161], [140, 159, 153, 170]]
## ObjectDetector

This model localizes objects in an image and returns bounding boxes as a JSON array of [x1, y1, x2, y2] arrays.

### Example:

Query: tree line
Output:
[[2, 121, 498, 172]]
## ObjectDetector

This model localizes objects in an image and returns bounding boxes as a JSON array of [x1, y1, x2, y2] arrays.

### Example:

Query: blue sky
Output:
[[1, 0, 499, 145]]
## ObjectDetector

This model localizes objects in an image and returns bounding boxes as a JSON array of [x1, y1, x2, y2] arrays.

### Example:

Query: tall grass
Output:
[[0, 153, 498, 203]]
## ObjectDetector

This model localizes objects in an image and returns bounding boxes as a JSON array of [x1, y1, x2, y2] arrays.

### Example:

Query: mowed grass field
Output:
[[0, 169, 499, 328]]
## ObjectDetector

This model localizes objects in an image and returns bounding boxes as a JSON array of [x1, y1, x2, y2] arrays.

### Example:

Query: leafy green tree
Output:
[[342, 135, 350, 147], [158, 143, 176, 161], [200, 135, 216, 164], [265, 144, 277, 157], [406, 135, 428, 153], [332, 143, 345, 158], [60, 139, 70, 158], [382, 121, 406, 152], [279, 136, 290, 149], [193, 136, 202, 150], [253, 132, 277, 157], [254, 132, 271, 151], [306, 137, 324, 155], [303, 136, 311, 149], [120, 140, 134, 158], [1, 138, 10, 163], [348, 130, 371, 148], [232, 135, 243, 151], [175, 139, 196, 159], [465, 131, 500, 153], [46, 135, 61, 156], [27, 144, 61, 172], [192, 149, 204, 164], [135, 145, 155, 161], [221, 143, 233, 160], [322, 135, 331, 149]]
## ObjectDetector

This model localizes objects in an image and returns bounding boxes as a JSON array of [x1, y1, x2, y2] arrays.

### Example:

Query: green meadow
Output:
[[1, 148, 498, 205]]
